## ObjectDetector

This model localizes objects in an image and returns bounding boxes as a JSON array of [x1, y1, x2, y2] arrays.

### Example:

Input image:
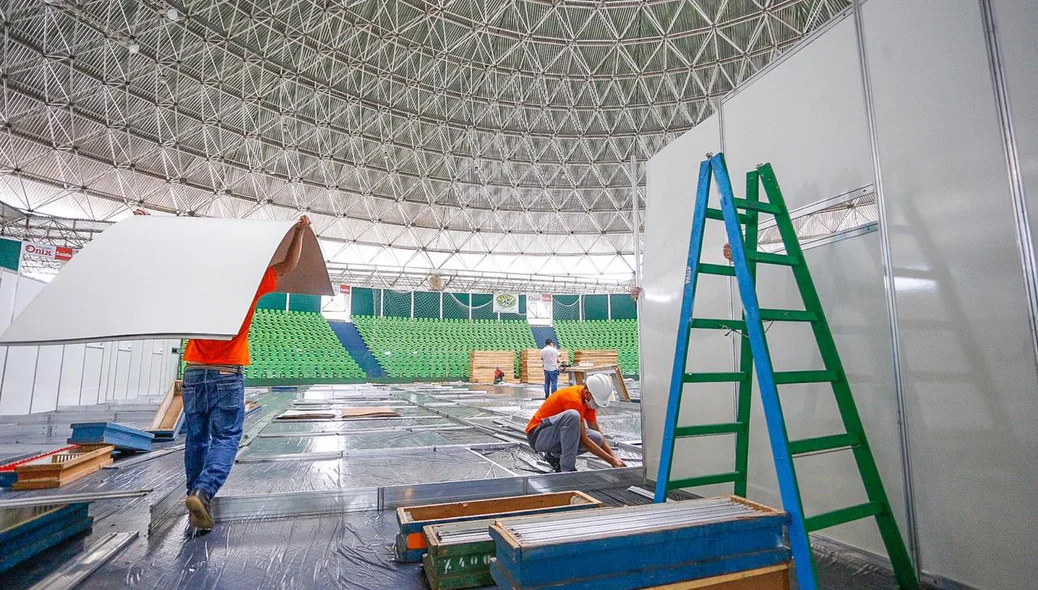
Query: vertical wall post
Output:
[[410, 291, 415, 319], [439, 291, 443, 319], [852, 0, 920, 572]]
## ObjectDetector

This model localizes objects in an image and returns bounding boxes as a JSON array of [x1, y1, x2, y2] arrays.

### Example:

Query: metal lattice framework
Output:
[[0, 0, 849, 291]]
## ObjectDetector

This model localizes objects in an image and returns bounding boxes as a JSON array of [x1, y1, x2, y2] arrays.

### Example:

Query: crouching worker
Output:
[[494, 367, 505, 384], [525, 374, 627, 472]]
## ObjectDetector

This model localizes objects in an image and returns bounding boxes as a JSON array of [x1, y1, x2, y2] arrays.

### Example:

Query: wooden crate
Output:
[[645, 563, 790, 589], [518, 349, 569, 384], [0, 503, 92, 573], [469, 351, 516, 383], [13, 445, 115, 490], [572, 349, 618, 366], [488, 496, 790, 590], [147, 380, 184, 439], [396, 490, 602, 562], [422, 519, 499, 590]]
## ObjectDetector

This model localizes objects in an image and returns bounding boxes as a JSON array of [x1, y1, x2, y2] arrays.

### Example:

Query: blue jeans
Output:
[[543, 370, 559, 399], [182, 368, 245, 497]]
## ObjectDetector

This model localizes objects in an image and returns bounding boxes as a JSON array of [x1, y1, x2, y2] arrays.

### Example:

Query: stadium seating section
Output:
[[352, 316, 536, 379], [246, 310, 365, 381], [554, 319, 640, 376]]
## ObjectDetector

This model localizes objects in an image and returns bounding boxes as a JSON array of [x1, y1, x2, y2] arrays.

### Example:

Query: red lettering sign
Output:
[[339, 284, 350, 295], [55, 247, 74, 261]]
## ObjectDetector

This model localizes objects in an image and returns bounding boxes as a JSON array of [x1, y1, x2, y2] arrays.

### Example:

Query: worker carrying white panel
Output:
[[0, 215, 332, 346]]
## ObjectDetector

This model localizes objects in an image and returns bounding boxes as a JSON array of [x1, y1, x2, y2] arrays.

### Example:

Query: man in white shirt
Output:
[[540, 339, 562, 399]]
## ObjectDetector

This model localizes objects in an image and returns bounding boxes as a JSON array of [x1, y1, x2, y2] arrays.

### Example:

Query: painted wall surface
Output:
[[723, 14, 873, 211], [747, 231, 907, 559], [0, 270, 178, 416], [643, 2, 1038, 587], [641, 113, 737, 492], [991, 1, 1038, 270], [863, 1, 1038, 587]]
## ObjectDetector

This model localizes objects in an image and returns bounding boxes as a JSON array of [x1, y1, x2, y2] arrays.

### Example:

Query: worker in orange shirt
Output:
[[525, 373, 627, 472], [134, 209, 311, 531]]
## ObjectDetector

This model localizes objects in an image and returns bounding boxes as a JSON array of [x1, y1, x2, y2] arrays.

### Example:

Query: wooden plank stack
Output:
[[488, 496, 790, 590], [469, 351, 516, 383], [13, 445, 115, 490], [572, 349, 618, 367], [518, 349, 569, 384], [396, 491, 601, 563]]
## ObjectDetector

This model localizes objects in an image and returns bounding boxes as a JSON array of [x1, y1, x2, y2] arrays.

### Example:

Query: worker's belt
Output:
[[184, 363, 243, 375]]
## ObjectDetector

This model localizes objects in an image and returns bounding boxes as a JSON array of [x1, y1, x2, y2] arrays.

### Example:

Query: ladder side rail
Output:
[[732, 169, 762, 497]]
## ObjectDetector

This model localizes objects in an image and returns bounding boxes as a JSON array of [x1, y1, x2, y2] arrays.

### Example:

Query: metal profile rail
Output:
[[0, 489, 152, 509], [29, 532, 138, 590]]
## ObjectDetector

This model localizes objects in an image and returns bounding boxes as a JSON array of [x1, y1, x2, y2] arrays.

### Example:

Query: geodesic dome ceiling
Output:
[[0, 0, 849, 291]]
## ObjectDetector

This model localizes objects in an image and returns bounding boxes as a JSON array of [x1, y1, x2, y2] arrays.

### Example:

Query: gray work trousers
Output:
[[527, 409, 604, 472]]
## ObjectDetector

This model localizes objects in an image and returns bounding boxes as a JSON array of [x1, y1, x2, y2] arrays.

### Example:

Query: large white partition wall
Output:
[[0, 270, 178, 415], [642, 2, 1038, 588]]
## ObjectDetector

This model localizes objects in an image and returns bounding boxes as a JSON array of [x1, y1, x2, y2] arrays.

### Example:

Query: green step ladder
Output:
[[654, 153, 918, 590]]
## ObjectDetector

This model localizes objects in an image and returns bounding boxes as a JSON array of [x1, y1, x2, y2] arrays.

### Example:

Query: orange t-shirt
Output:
[[526, 385, 597, 434], [184, 267, 278, 366]]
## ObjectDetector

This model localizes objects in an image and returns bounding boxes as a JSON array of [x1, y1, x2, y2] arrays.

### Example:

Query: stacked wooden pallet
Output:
[[518, 349, 569, 384], [12, 445, 115, 490], [68, 422, 155, 453], [572, 349, 618, 367], [469, 351, 516, 383]]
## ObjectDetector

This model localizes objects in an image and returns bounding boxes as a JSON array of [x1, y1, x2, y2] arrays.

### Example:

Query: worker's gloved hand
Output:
[[608, 457, 627, 468], [297, 215, 311, 229]]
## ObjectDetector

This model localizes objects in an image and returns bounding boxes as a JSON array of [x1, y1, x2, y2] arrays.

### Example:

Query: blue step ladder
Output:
[[654, 153, 918, 589]]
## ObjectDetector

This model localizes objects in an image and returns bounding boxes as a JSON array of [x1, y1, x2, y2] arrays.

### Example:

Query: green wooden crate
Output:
[[422, 518, 500, 590]]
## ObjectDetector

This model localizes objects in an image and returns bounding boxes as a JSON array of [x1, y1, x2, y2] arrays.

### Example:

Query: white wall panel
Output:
[[81, 345, 104, 406], [864, 1, 1038, 587], [29, 345, 63, 413], [58, 344, 86, 407], [723, 15, 873, 210], [991, 1, 1038, 277], [746, 231, 907, 558], [0, 347, 38, 415], [126, 341, 144, 400], [642, 113, 740, 496], [112, 342, 131, 400]]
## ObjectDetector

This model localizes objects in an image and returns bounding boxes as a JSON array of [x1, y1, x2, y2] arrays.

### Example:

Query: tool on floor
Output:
[[654, 153, 918, 589]]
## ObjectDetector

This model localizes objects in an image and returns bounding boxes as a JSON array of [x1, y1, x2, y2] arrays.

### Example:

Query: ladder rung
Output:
[[746, 252, 799, 266], [758, 308, 817, 322], [731, 198, 782, 215], [705, 208, 752, 224], [667, 471, 742, 489], [683, 372, 750, 383], [773, 370, 839, 385], [804, 502, 884, 532], [691, 318, 746, 331], [674, 422, 744, 438], [699, 263, 735, 277], [788, 433, 859, 456]]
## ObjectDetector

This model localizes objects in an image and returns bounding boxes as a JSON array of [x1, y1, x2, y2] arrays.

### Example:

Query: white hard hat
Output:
[[585, 374, 614, 409]]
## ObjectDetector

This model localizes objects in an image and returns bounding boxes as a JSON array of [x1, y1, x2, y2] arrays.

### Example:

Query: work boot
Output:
[[544, 453, 562, 473], [184, 488, 214, 531]]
